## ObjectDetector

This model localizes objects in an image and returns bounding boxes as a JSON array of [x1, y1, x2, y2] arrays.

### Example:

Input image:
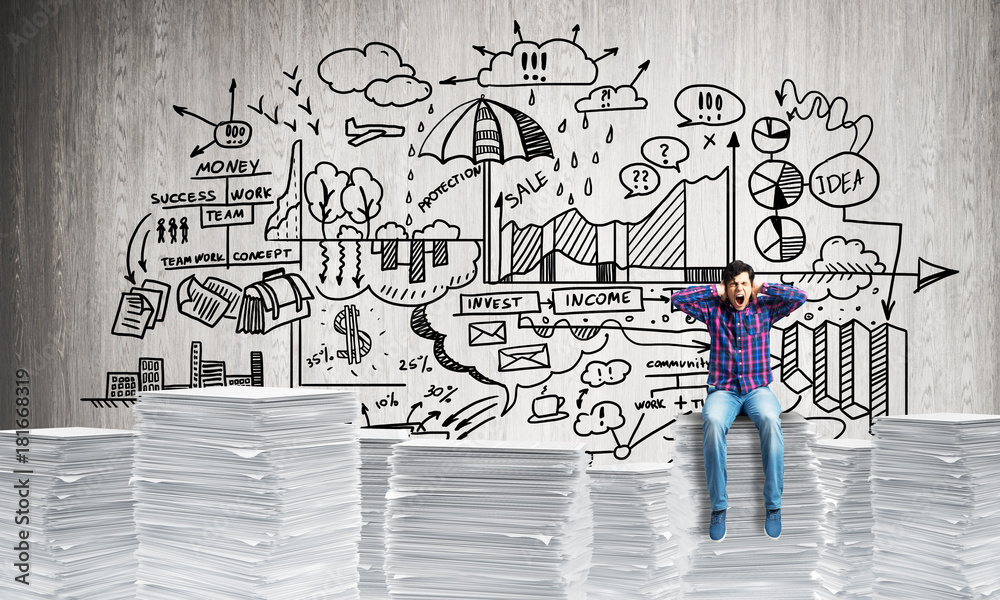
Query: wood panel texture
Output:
[[1, 0, 997, 463]]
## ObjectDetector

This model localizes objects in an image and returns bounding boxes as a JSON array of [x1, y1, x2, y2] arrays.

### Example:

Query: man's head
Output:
[[721, 260, 755, 311]]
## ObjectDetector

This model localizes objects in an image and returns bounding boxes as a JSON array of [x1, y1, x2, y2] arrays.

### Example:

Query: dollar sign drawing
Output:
[[334, 304, 372, 365]]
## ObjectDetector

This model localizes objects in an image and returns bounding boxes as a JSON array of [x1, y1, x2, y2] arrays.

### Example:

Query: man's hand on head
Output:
[[752, 280, 763, 303]]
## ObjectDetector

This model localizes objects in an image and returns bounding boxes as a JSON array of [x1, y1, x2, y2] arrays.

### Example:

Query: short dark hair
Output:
[[722, 260, 754, 285]]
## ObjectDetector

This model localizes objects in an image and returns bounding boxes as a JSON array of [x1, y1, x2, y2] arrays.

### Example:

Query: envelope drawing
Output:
[[498, 344, 550, 372], [469, 321, 507, 346]]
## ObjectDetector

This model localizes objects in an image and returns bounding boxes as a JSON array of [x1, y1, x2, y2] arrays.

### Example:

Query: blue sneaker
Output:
[[765, 508, 781, 539], [709, 509, 726, 542]]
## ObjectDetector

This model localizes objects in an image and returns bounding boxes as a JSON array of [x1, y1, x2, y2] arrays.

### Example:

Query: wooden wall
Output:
[[2, 0, 997, 463]]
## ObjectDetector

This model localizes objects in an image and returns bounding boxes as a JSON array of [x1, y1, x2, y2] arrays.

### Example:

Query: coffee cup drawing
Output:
[[528, 394, 569, 424]]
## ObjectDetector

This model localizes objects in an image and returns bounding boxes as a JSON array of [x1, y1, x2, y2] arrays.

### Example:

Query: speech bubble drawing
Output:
[[675, 84, 745, 127], [214, 120, 252, 148], [641, 136, 689, 171], [619, 163, 660, 198]]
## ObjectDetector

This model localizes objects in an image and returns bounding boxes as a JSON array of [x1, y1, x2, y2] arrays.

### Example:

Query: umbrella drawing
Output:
[[420, 96, 553, 282]]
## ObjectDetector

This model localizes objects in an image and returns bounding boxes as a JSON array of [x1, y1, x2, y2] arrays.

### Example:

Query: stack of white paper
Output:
[[358, 429, 408, 600], [871, 413, 1000, 600], [0, 427, 136, 599], [132, 386, 361, 600], [666, 412, 823, 599], [385, 439, 592, 600], [813, 438, 874, 600], [587, 463, 679, 600]]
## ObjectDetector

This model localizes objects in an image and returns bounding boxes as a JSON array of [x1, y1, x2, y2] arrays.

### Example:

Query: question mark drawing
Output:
[[641, 137, 690, 172], [600, 88, 612, 108], [619, 163, 660, 198]]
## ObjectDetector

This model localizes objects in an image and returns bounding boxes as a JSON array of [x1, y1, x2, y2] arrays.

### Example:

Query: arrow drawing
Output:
[[124, 214, 151, 285], [629, 60, 650, 88]]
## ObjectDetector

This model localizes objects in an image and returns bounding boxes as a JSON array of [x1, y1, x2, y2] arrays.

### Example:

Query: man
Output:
[[671, 260, 807, 541]]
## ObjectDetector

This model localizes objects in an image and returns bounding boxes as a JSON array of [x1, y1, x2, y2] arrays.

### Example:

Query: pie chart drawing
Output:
[[751, 117, 791, 154], [749, 160, 804, 210], [755, 216, 806, 262]]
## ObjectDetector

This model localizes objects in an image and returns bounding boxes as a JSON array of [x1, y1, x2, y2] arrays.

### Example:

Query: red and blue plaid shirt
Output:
[[671, 283, 807, 393]]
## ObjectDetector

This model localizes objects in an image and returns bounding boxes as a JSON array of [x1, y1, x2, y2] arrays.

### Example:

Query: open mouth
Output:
[[734, 291, 746, 307]]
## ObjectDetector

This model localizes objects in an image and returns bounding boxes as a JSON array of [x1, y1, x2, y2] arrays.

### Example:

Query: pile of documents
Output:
[[132, 386, 361, 600], [871, 413, 1000, 600], [0, 428, 137, 599], [667, 412, 823, 599], [384, 440, 592, 600], [359, 429, 408, 600], [587, 463, 679, 600], [813, 438, 874, 600]]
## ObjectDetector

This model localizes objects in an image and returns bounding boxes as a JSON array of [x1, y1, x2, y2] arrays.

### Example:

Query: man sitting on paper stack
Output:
[[672, 260, 807, 542]]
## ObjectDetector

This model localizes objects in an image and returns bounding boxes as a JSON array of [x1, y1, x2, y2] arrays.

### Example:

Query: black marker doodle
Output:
[[420, 96, 553, 283], [574, 61, 649, 115], [497, 343, 550, 372], [344, 117, 405, 147], [528, 393, 569, 423], [573, 401, 625, 437], [619, 163, 660, 198], [641, 136, 690, 172], [575, 84, 648, 113], [775, 78, 873, 153], [748, 159, 804, 210], [341, 168, 384, 238], [318, 43, 432, 107], [468, 321, 507, 346], [333, 304, 372, 365], [176, 274, 242, 328], [305, 162, 349, 239], [809, 151, 879, 209], [247, 95, 279, 125], [111, 279, 170, 339], [754, 215, 806, 263], [83, 344, 264, 405], [443, 21, 614, 88], [675, 84, 746, 127], [437, 394, 495, 433], [410, 304, 507, 396], [781, 236, 884, 301], [265, 140, 302, 241], [751, 116, 792, 155], [298, 97, 312, 115], [124, 213, 152, 285], [502, 170, 727, 282], [913, 258, 959, 293], [235, 268, 314, 335], [778, 238, 958, 313], [580, 359, 631, 387], [175, 79, 252, 157], [777, 320, 907, 433]]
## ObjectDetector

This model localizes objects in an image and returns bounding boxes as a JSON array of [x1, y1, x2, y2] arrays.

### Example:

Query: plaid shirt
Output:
[[671, 283, 807, 393]]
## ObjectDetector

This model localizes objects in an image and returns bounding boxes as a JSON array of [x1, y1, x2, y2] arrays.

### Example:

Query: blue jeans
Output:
[[702, 385, 784, 511]]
